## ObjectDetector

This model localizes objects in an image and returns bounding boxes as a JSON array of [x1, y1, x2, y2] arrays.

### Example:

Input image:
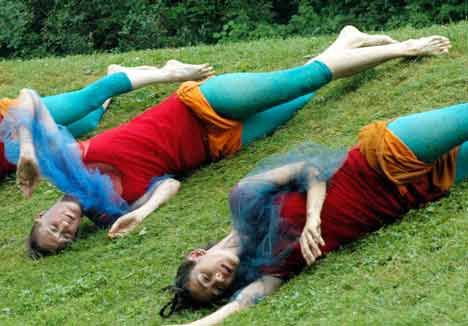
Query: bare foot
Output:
[[108, 60, 215, 82], [306, 25, 398, 63], [403, 36, 451, 56], [337, 25, 398, 49], [162, 59, 215, 81]]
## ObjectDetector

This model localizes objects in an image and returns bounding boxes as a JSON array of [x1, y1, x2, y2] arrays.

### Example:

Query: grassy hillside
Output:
[[0, 22, 467, 325]]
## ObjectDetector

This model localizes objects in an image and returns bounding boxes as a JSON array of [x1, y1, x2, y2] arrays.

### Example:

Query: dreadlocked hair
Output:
[[160, 259, 198, 317], [160, 242, 220, 317]]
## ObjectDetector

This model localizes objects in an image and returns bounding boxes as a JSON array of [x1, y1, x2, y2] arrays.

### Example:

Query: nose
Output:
[[58, 220, 70, 232], [215, 272, 225, 282]]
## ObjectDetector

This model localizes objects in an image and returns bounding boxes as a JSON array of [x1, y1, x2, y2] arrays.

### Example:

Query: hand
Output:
[[108, 212, 143, 239], [299, 216, 325, 265], [16, 155, 40, 198]]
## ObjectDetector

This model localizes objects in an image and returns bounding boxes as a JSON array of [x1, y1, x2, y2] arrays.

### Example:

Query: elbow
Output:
[[165, 179, 181, 192]]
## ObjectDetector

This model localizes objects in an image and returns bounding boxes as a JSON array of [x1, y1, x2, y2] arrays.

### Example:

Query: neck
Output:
[[210, 230, 241, 255]]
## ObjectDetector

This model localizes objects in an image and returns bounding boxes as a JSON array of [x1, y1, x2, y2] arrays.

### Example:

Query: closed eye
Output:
[[63, 233, 73, 241], [201, 274, 210, 283]]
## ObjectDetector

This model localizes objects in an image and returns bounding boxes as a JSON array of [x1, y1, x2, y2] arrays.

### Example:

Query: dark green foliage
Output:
[[0, 22, 467, 324], [0, 0, 466, 58]]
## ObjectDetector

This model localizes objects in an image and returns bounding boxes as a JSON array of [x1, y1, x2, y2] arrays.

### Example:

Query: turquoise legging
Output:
[[200, 60, 332, 145], [388, 103, 468, 183], [41, 72, 132, 137]]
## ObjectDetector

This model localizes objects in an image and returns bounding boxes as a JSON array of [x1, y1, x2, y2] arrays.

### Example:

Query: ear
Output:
[[187, 249, 207, 262]]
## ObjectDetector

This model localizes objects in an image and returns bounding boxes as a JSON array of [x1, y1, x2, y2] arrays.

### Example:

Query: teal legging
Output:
[[388, 103, 468, 183], [200, 61, 332, 145], [41, 72, 132, 137], [242, 93, 315, 145]]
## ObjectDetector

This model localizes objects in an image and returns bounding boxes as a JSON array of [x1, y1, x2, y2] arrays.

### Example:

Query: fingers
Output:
[[108, 215, 140, 239], [300, 235, 319, 265], [300, 231, 324, 265], [16, 158, 40, 198], [108, 221, 121, 237], [108, 229, 126, 239], [306, 220, 325, 246], [305, 231, 321, 257], [108, 222, 130, 239], [300, 221, 326, 265]]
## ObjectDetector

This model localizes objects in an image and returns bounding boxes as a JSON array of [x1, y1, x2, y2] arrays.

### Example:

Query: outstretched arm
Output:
[[184, 276, 283, 326], [15, 89, 61, 197], [240, 161, 307, 186], [108, 178, 180, 238]]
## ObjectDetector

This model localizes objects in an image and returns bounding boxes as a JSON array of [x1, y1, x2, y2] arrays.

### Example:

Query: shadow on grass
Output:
[[321, 69, 378, 103], [77, 221, 100, 240]]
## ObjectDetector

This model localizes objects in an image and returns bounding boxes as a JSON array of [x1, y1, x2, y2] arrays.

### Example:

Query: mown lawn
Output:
[[0, 22, 467, 325]]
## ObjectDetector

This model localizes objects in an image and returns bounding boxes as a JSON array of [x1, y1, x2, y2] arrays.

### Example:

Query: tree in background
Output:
[[0, 0, 466, 58]]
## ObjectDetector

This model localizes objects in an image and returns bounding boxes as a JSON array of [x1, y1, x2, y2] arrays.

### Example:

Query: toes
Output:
[[200, 65, 215, 76], [428, 35, 449, 43]]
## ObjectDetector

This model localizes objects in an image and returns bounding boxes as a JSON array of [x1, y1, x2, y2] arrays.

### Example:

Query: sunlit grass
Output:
[[0, 22, 467, 325]]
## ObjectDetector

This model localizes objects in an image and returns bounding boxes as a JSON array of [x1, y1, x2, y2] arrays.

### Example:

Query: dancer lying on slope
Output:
[[2, 27, 450, 259], [0, 60, 213, 179], [162, 100, 467, 324]]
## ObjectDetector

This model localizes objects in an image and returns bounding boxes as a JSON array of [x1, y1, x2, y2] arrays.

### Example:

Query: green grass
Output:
[[0, 22, 467, 325]]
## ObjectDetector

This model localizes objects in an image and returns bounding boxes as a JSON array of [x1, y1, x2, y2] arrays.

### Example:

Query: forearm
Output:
[[242, 162, 306, 186], [18, 126, 35, 157], [188, 301, 242, 326], [131, 179, 180, 221], [306, 180, 326, 223], [187, 277, 282, 325]]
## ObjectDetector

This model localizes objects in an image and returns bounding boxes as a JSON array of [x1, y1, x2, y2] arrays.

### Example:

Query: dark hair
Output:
[[159, 258, 199, 317], [27, 221, 53, 259], [160, 243, 223, 318]]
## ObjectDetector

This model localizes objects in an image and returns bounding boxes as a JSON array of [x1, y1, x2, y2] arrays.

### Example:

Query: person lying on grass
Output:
[[161, 99, 467, 325], [3, 26, 450, 259], [0, 60, 214, 180]]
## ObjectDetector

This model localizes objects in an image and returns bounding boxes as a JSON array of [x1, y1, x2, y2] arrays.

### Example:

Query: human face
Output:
[[187, 248, 240, 303], [35, 197, 82, 252]]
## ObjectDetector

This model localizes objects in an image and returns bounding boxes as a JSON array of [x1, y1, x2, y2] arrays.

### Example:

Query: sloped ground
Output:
[[0, 22, 466, 325]]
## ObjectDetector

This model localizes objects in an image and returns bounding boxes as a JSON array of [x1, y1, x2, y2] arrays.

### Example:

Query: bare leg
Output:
[[107, 60, 215, 89], [310, 27, 451, 79], [320, 25, 398, 53]]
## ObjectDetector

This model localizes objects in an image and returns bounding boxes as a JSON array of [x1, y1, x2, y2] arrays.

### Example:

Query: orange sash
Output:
[[359, 120, 458, 195], [177, 81, 243, 160]]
